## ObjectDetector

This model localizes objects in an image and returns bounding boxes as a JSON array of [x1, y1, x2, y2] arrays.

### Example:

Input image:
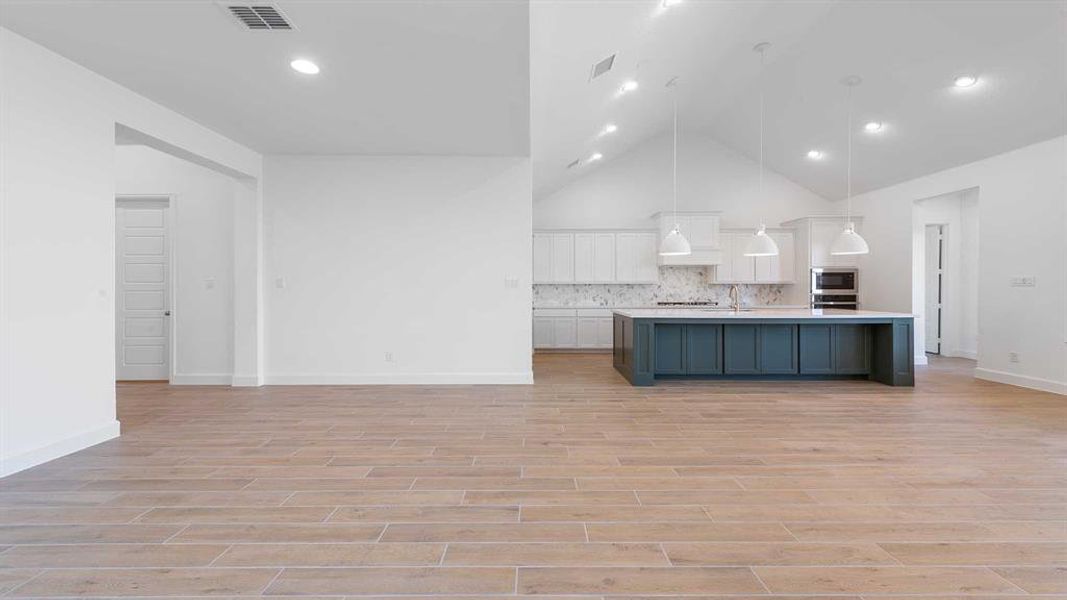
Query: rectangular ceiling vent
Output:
[[589, 54, 616, 81], [227, 5, 294, 30]]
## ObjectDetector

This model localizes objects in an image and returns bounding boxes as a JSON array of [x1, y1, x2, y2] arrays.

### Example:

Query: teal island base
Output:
[[612, 310, 915, 387]]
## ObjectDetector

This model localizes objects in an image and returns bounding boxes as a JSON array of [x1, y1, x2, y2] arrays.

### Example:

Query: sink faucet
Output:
[[729, 285, 742, 311]]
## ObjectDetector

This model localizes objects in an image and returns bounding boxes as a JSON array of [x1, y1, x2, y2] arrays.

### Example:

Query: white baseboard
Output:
[[974, 368, 1067, 396], [266, 371, 535, 385], [914, 354, 929, 366], [954, 350, 978, 360], [231, 374, 264, 387], [170, 373, 232, 385], [0, 420, 120, 478]]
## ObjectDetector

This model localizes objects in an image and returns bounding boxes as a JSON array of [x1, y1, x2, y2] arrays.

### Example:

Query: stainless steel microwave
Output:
[[811, 267, 858, 294]]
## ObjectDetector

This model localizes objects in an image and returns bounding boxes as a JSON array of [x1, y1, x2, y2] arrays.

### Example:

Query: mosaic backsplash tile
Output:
[[534, 266, 791, 308]]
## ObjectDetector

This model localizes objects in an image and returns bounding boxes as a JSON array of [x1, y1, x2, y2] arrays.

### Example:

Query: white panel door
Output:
[[551, 233, 575, 282], [924, 225, 943, 354], [615, 233, 635, 282], [533, 233, 552, 283], [593, 233, 616, 282], [576, 317, 598, 348], [573, 233, 595, 282], [116, 199, 170, 380]]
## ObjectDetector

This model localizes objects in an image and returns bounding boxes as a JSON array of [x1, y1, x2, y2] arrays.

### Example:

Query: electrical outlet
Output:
[[205, 277, 216, 290], [504, 276, 519, 289], [275, 277, 287, 289], [1008, 352, 1020, 363], [385, 352, 395, 363]]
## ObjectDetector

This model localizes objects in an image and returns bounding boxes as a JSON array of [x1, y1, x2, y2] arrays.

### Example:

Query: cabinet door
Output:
[[633, 233, 659, 282], [731, 238, 756, 283], [760, 324, 798, 374], [533, 234, 552, 283], [713, 233, 734, 283], [686, 324, 723, 375], [811, 220, 858, 267], [615, 234, 634, 282], [754, 251, 778, 283], [551, 233, 575, 282], [573, 233, 595, 282], [773, 232, 795, 283], [834, 324, 871, 374], [723, 324, 761, 374], [533, 317, 554, 348], [594, 233, 616, 282], [576, 317, 598, 348], [552, 317, 577, 348], [654, 324, 686, 375], [798, 324, 835, 374], [596, 317, 614, 348]]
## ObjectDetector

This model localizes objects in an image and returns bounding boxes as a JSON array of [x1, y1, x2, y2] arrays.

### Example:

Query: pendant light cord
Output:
[[758, 46, 765, 229], [672, 88, 678, 224], [846, 82, 853, 225]]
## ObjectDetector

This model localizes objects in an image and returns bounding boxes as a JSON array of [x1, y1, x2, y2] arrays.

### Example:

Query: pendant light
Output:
[[743, 42, 780, 257], [659, 78, 692, 256], [830, 76, 870, 256]]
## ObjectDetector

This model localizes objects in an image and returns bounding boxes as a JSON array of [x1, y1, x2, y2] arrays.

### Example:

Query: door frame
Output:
[[116, 194, 178, 382], [924, 223, 946, 356]]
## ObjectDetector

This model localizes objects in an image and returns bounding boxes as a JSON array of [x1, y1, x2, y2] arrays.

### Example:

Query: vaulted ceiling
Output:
[[532, 0, 1067, 199]]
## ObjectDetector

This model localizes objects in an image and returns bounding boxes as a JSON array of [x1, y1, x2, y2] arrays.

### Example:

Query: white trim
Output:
[[0, 420, 121, 477], [266, 371, 535, 385], [170, 373, 233, 385], [914, 354, 929, 366], [232, 374, 265, 387], [974, 368, 1067, 396]]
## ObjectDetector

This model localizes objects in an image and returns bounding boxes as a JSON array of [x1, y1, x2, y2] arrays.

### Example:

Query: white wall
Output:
[[535, 133, 835, 229], [912, 188, 980, 361], [853, 136, 1066, 394], [0, 28, 262, 476], [115, 145, 236, 383], [264, 155, 533, 384]]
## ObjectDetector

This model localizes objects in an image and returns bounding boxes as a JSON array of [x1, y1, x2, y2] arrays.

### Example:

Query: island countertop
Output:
[[612, 308, 914, 320]]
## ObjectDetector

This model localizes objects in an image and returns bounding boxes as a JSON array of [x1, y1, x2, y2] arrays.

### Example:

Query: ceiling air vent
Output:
[[227, 5, 294, 30], [589, 54, 615, 81]]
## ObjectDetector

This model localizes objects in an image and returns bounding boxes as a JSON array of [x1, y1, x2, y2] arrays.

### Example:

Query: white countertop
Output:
[[612, 308, 913, 319]]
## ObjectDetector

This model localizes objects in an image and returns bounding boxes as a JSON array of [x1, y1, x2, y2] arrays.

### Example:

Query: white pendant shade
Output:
[[659, 225, 692, 256], [830, 222, 870, 255], [743, 225, 779, 257]]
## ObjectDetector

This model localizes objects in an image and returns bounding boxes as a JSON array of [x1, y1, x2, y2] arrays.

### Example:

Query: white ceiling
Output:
[[532, 0, 1067, 200], [0, 0, 530, 156]]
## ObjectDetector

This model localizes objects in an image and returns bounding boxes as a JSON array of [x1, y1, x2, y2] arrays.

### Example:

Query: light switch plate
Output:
[[275, 277, 287, 289]]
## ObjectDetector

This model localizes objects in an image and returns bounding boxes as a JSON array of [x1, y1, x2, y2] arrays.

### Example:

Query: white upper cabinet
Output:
[[654, 211, 723, 266], [535, 230, 656, 285], [714, 229, 795, 284], [809, 219, 861, 267], [532, 232, 576, 283]]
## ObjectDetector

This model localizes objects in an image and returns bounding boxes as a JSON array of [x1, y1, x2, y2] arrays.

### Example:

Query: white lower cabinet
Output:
[[534, 309, 614, 349]]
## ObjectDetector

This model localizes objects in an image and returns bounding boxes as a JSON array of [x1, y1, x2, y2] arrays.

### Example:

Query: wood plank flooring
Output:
[[1, 353, 1065, 598]]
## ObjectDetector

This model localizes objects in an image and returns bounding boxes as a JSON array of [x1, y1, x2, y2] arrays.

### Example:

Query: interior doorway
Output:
[[115, 196, 172, 381], [924, 224, 944, 355]]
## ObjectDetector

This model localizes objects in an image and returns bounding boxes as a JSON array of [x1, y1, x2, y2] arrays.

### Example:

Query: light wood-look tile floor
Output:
[[1, 353, 1065, 598]]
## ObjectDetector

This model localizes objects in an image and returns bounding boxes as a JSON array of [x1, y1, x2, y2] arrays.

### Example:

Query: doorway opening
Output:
[[924, 224, 944, 355], [115, 196, 173, 381]]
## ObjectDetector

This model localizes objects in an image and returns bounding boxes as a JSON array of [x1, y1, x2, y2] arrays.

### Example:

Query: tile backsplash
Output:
[[534, 266, 790, 308]]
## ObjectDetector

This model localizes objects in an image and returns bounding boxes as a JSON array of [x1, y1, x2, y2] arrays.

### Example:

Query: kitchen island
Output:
[[613, 309, 914, 386]]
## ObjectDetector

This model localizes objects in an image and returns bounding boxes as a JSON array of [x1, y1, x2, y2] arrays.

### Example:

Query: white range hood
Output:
[[653, 211, 723, 266]]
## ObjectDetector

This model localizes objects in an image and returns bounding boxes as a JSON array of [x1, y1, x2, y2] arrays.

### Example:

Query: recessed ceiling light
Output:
[[620, 80, 639, 94], [863, 121, 884, 133], [290, 59, 320, 75], [601, 124, 618, 135], [588, 152, 603, 162], [954, 74, 978, 88], [807, 150, 824, 160]]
